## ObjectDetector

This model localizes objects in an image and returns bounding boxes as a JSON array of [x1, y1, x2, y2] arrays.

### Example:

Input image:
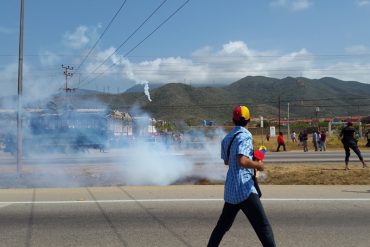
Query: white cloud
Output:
[[270, 0, 312, 11], [102, 41, 370, 87], [3, 23, 370, 99], [303, 62, 370, 84], [357, 0, 370, 6], [38, 50, 61, 67], [115, 41, 315, 85], [346, 45, 370, 55], [63, 26, 90, 50]]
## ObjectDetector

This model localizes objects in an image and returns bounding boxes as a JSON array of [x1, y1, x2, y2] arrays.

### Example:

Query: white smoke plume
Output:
[[143, 81, 152, 102], [121, 59, 152, 102], [0, 98, 231, 187]]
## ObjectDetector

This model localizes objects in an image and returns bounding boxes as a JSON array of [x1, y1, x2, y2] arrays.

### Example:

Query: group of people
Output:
[[289, 130, 327, 152], [275, 129, 327, 153]]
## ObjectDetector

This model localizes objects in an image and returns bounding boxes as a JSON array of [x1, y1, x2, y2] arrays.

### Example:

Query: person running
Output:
[[207, 105, 276, 247], [340, 121, 368, 170]]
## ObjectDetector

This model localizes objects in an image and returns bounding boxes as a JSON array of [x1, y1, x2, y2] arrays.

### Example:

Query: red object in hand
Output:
[[253, 150, 265, 161]]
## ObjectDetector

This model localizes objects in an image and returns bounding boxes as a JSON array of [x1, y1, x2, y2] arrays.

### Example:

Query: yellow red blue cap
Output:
[[233, 105, 250, 121]]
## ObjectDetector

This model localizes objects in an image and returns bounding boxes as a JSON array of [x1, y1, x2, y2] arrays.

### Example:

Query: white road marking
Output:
[[0, 203, 12, 208], [0, 198, 369, 204]]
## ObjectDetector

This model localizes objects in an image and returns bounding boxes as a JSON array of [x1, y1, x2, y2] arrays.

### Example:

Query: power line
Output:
[[75, 0, 128, 72], [79, 0, 191, 87], [78, 0, 170, 86], [109, 102, 370, 111], [2, 53, 370, 58], [106, 96, 370, 108]]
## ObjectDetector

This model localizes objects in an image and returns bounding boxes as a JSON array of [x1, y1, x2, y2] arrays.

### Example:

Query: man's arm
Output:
[[237, 155, 264, 171]]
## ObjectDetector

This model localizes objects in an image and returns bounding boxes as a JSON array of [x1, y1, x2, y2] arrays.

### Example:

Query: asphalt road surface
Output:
[[1, 149, 370, 166], [0, 185, 369, 247]]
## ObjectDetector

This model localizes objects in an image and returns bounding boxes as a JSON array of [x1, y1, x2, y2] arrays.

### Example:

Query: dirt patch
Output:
[[0, 163, 369, 188], [195, 163, 370, 185], [261, 163, 370, 185]]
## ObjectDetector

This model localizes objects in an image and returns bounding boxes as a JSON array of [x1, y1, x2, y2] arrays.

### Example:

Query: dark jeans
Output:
[[276, 143, 286, 152], [207, 193, 276, 247], [343, 140, 363, 163]]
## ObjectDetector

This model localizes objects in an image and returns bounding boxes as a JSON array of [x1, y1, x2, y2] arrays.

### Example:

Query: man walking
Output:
[[207, 105, 276, 247]]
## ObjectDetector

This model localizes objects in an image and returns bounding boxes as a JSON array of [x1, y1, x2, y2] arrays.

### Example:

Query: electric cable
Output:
[[75, 0, 129, 72], [77, 0, 169, 85], [79, 0, 190, 87]]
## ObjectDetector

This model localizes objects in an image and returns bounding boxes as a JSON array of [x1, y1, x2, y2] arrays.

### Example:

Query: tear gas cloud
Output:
[[0, 92, 228, 187]]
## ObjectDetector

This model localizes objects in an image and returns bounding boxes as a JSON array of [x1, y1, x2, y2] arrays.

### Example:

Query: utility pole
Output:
[[17, 0, 24, 175], [278, 95, 281, 133], [315, 107, 320, 130], [62, 64, 73, 91], [287, 102, 290, 143]]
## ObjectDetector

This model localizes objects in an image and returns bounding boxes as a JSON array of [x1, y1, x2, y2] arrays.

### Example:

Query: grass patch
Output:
[[262, 163, 370, 185], [195, 163, 370, 185]]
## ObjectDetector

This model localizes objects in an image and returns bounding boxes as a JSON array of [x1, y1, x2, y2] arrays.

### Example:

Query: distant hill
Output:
[[2, 76, 369, 124], [124, 83, 163, 93], [101, 76, 370, 124]]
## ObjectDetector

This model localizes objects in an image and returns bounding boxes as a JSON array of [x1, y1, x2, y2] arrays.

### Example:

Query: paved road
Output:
[[0, 185, 369, 247], [1, 149, 370, 165]]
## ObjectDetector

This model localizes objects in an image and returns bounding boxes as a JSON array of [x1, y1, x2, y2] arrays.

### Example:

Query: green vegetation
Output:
[[97, 76, 370, 124]]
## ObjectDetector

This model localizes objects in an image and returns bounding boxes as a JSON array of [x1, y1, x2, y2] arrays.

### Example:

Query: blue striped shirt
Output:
[[221, 126, 258, 204]]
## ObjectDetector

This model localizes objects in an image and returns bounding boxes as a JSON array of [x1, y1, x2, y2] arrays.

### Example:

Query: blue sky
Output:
[[1, 0, 370, 98]]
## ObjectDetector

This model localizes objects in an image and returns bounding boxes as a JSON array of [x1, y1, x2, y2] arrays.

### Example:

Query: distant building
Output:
[[108, 110, 133, 136], [108, 110, 157, 136]]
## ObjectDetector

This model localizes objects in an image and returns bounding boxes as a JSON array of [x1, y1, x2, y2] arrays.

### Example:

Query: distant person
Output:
[[340, 122, 368, 170], [366, 129, 370, 147], [276, 132, 286, 152], [298, 131, 303, 146], [207, 105, 276, 247], [302, 130, 308, 152], [319, 130, 327, 151], [312, 131, 319, 151], [291, 131, 297, 143], [266, 133, 270, 141]]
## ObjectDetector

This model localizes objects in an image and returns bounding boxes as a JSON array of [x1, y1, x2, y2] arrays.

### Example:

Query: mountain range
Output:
[[1, 76, 370, 124], [99, 76, 370, 124]]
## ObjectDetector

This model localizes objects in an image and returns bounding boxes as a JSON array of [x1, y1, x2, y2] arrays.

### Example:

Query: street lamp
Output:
[[315, 107, 320, 130]]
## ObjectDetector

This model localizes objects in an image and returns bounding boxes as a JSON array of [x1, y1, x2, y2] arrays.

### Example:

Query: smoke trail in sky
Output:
[[122, 60, 152, 102], [143, 81, 152, 102]]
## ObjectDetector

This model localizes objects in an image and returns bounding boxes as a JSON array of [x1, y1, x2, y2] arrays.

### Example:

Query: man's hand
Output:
[[256, 161, 265, 171], [238, 155, 264, 170]]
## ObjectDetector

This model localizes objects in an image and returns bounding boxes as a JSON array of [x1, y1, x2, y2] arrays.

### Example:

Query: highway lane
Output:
[[0, 185, 369, 247], [0, 149, 370, 166]]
